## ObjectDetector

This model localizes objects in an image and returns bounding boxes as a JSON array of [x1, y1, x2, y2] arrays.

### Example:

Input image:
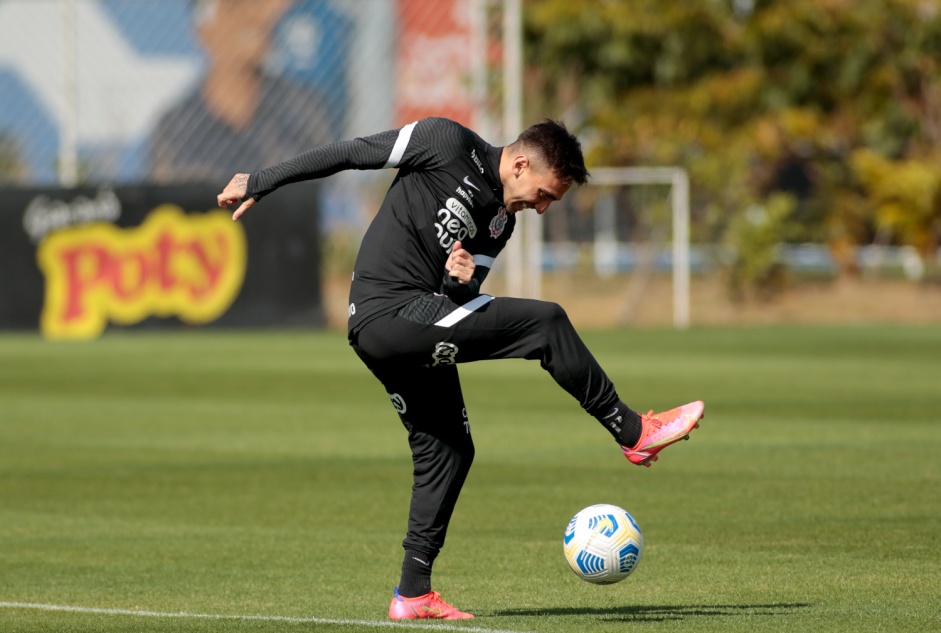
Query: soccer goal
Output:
[[503, 167, 691, 330]]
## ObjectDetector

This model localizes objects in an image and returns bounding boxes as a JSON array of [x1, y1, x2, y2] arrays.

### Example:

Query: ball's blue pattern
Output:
[[575, 549, 607, 575]]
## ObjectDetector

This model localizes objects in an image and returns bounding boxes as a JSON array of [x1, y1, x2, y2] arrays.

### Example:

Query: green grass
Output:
[[1, 326, 939, 632]]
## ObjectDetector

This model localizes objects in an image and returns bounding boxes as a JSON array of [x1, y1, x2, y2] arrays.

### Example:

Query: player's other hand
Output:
[[446, 241, 475, 284], [217, 173, 255, 221]]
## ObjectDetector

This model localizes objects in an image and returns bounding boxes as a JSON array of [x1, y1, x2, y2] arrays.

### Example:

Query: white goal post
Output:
[[591, 167, 690, 329], [507, 166, 691, 330]]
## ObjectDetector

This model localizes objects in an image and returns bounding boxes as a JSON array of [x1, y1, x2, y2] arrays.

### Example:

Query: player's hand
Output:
[[217, 173, 255, 221], [446, 241, 475, 284]]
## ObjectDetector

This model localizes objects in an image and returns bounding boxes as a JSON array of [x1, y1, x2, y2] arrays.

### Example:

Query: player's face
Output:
[[503, 160, 570, 215], [199, 0, 291, 68]]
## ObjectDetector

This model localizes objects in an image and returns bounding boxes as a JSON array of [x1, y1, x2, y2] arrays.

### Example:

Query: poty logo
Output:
[[36, 206, 246, 340]]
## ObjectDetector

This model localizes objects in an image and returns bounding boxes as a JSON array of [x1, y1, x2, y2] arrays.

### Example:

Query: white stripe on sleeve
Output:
[[434, 294, 494, 328], [473, 254, 495, 268], [383, 121, 418, 168]]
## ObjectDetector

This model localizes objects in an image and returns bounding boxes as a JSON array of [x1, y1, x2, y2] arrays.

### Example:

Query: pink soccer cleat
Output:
[[388, 587, 475, 621], [622, 401, 704, 467]]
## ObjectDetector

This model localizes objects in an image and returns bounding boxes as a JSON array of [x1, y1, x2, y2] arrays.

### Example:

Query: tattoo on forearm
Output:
[[233, 174, 249, 188]]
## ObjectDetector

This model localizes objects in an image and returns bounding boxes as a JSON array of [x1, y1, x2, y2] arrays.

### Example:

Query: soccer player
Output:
[[217, 117, 704, 621]]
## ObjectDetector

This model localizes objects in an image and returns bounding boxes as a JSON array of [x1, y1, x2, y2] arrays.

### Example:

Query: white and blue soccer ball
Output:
[[563, 504, 644, 584]]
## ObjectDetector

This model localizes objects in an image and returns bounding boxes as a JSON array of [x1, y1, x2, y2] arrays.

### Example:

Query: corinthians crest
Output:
[[489, 206, 507, 238]]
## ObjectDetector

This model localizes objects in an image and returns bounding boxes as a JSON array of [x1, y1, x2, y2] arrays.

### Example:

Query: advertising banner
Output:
[[394, 0, 474, 127], [0, 0, 349, 185], [0, 183, 324, 339]]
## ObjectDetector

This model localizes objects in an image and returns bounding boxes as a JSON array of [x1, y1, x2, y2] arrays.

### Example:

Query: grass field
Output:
[[1, 325, 939, 632]]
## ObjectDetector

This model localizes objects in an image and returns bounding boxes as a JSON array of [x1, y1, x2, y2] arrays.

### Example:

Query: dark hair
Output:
[[512, 119, 590, 186]]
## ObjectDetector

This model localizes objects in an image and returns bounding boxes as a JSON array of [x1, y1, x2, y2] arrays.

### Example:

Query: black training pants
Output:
[[349, 293, 619, 558]]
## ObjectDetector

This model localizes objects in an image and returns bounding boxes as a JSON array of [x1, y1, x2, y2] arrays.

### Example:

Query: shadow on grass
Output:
[[493, 603, 812, 623]]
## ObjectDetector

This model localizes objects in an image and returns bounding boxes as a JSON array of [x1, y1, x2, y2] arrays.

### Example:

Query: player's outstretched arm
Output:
[[217, 173, 256, 221], [219, 119, 452, 221]]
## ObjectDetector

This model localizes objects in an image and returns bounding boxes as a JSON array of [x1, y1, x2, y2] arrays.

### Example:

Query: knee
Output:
[[424, 439, 474, 493], [533, 301, 570, 330], [450, 436, 475, 474], [411, 430, 475, 478], [534, 302, 576, 349]]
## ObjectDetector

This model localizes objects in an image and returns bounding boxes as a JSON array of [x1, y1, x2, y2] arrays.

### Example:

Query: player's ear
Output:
[[513, 154, 529, 177]]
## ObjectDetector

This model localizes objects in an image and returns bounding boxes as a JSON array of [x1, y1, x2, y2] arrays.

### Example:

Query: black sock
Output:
[[398, 548, 435, 597], [597, 401, 643, 448]]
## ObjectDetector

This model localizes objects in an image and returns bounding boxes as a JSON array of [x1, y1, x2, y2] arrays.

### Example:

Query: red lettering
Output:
[[39, 207, 246, 339], [185, 233, 227, 300], [109, 250, 149, 300], [154, 231, 177, 290], [60, 245, 109, 321]]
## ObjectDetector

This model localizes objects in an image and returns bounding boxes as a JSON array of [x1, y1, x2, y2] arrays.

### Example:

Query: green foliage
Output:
[[724, 193, 799, 300], [852, 148, 941, 262], [526, 0, 941, 288]]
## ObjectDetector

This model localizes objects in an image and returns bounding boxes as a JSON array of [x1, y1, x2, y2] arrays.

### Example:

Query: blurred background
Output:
[[1, 0, 940, 338]]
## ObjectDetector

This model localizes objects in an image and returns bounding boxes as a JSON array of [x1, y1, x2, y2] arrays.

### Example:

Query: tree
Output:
[[526, 0, 941, 286]]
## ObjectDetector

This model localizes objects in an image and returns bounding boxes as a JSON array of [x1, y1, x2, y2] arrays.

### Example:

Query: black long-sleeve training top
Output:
[[245, 117, 515, 335]]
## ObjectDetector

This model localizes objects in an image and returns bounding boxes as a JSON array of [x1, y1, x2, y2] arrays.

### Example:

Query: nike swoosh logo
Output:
[[463, 176, 481, 191]]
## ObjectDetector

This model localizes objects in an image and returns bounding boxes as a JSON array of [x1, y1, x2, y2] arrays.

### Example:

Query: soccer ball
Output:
[[563, 504, 644, 584]]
